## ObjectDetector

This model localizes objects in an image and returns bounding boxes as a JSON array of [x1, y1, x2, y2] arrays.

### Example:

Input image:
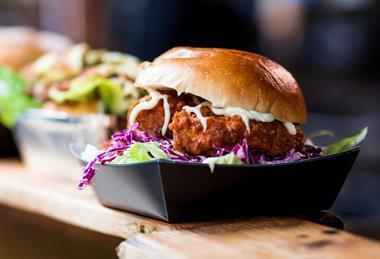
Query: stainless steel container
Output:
[[14, 109, 110, 181]]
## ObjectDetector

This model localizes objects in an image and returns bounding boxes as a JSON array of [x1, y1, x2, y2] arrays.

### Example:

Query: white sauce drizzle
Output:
[[182, 102, 296, 135], [202, 157, 219, 172], [210, 106, 274, 134], [183, 103, 209, 132], [128, 89, 171, 136], [282, 122, 297, 135], [161, 95, 171, 136], [130, 91, 297, 137]]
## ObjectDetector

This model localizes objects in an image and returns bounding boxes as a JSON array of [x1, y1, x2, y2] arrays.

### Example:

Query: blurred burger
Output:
[[23, 43, 144, 116], [130, 47, 306, 157], [0, 26, 72, 69]]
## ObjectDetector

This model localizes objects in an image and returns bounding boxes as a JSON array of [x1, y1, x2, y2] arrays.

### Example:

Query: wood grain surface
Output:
[[1, 160, 380, 258], [0, 160, 267, 237], [118, 219, 380, 259], [0, 160, 173, 238]]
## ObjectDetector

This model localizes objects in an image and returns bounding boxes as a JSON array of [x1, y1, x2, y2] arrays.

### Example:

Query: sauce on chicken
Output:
[[127, 90, 197, 138], [128, 91, 305, 156]]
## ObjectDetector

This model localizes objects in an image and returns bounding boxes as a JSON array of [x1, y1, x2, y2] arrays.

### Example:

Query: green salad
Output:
[[0, 67, 40, 128]]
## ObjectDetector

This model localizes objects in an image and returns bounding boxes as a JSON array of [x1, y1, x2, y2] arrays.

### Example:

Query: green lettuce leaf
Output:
[[121, 142, 167, 163], [0, 67, 27, 92], [49, 76, 127, 114], [202, 153, 244, 172], [324, 127, 368, 155], [307, 130, 334, 139], [0, 67, 40, 128]]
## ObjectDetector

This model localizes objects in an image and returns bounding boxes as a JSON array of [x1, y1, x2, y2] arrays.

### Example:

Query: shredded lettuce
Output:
[[324, 127, 367, 155], [0, 67, 40, 128], [49, 76, 127, 114], [121, 142, 168, 163]]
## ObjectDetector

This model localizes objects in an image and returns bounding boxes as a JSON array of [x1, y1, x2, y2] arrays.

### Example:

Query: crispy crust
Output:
[[169, 109, 304, 156]]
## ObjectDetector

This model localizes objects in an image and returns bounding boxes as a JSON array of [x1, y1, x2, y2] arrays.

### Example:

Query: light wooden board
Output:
[[1, 160, 380, 258], [0, 160, 277, 237], [118, 219, 380, 259], [0, 160, 178, 238]]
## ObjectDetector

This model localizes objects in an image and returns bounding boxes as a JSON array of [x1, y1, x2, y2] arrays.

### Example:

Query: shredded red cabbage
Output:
[[78, 123, 204, 189], [79, 125, 323, 189], [214, 139, 323, 165]]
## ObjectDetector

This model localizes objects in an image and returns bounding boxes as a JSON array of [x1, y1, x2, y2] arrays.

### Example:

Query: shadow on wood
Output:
[[0, 205, 122, 259]]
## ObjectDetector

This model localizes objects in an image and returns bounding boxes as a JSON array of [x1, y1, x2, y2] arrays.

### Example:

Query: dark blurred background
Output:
[[1, 0, 379, 242]]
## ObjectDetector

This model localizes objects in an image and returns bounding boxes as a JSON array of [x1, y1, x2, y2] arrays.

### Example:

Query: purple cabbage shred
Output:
[[214, 138, 323, 165], [78, 125, 323, 189], [78, 123, 204, 189]]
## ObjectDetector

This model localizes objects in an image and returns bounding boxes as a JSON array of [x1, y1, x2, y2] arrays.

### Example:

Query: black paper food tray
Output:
[[80, 148, 359, 222]]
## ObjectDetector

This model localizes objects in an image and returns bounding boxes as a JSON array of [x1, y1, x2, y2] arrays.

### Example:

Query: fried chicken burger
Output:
[[79, 47, 367, 188], [129, 47, 307, 158], [78, 47, 327, 188]]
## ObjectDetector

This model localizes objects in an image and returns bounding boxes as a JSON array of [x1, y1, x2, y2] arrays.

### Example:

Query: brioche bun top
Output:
[[135, 47, 307, 123]]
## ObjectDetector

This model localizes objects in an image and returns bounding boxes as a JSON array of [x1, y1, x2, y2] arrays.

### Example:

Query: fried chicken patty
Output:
[[169, 107, 304, 156], [127, 90, 197, 137], [129, 92, 305, 156]]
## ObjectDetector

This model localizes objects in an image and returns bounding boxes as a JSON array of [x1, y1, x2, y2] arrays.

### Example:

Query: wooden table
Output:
[[1, 160, 380, 258]]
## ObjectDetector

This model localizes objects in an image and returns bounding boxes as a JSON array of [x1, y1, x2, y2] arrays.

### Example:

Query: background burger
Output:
[[22, 43, 144, 116], [0, 26, 72, 70]]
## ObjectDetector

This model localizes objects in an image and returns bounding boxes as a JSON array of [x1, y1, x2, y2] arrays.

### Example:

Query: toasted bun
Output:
[[135, 47, 307, 123], [0, 27, 72, 69]]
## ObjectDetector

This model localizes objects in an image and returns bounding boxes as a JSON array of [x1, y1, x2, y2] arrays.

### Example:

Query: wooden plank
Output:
[[0, 206, 122, 259], [0, 160, 179, 238], [0, 160, 299, 237], [1, 160, 380, 258], [118, 219, 380, 259]]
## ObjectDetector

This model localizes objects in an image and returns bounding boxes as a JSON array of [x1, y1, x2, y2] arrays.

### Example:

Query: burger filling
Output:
[[128, 89, 305, 156], [78, 84, 367, 189], [170, 108, 304, 156], [128, 90, 197, 137]]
